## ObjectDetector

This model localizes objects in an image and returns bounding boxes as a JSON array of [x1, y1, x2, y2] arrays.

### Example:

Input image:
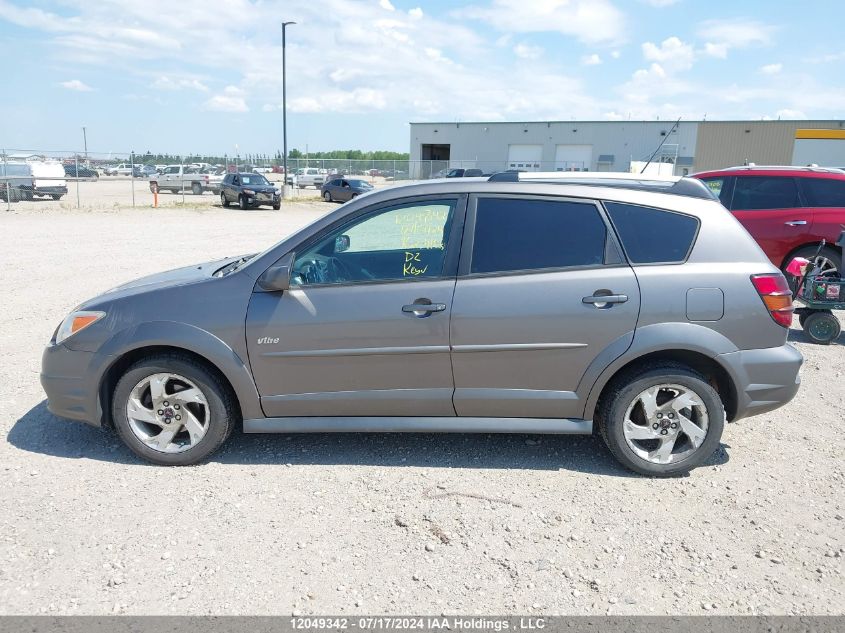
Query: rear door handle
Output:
[[785, 220, 807, 226], [583, 294, 628, 305]]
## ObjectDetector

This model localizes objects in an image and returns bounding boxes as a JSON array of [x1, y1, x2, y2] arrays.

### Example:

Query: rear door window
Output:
[[799, 177, 845, 207], [731, 176, 801, 210], [469, 197, 607, 274], [604, 202, 699, 264]]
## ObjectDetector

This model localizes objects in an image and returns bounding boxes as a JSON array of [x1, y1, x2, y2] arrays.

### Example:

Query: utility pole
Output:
[[82, 126, 88, 166], [282, 20, 296, 199]]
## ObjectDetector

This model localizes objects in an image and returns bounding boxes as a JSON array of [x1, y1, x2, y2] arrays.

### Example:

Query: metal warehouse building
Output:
[[409, 119, 845, 177]]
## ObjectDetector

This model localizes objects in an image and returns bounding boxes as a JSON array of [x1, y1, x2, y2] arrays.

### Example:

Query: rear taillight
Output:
[[751, 273, 793, 327]]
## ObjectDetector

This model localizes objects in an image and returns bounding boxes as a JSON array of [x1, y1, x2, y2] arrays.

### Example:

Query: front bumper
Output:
[[717, 343, 803, 421], [40, 343, 104, 427]]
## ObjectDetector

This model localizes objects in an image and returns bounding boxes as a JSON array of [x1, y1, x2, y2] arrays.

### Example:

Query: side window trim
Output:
[[289, 194, 468, 287], [458, 193, 624, 278]]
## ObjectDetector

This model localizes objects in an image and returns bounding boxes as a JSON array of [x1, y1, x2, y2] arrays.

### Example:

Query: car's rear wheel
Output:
[[191, 182, 202, 195], [802, 310, 841, 345], [323, 191, 332, 202], [786, 245, 841, 291], [597, 363, 724, 476], [220, 192, 229, 207], [111, 354, 237, 466]]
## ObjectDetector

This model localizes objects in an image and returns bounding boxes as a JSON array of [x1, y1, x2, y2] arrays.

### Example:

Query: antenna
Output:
[[640, 117, 682, 174]]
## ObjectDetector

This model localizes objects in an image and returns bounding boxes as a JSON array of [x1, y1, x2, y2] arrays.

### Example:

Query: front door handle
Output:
[[785, 220, 808, 226], [583, 293, 628, 306], [402, 302, 447, 316]]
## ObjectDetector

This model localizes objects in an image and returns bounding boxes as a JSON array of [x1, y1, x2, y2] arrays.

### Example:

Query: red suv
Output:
[[694, 166, 844, 278]]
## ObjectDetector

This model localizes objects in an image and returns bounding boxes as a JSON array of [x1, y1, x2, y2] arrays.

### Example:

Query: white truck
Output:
[[149, 165, 222, 195], [286, 167, 325, 189]]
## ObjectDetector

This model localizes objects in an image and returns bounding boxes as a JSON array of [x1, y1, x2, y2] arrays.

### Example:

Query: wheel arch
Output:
[[582, 323, 741, 423], [780, 241, 842, 270], [94, 323, 263, 428]]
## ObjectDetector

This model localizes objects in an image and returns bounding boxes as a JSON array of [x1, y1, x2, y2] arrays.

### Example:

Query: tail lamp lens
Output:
[[751, 274, 793, 327]]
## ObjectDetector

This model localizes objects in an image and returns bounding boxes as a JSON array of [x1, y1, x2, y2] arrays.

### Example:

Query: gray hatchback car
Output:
[[41, 172, 803, 475]]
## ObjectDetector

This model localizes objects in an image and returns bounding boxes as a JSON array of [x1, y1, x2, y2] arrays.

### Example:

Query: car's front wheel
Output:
[[323, 191, 332, 202], [111, 354, 237, 465], [220, 192, 229, 207], [238, 195, 248, 210], [597, 363, 724, 476]]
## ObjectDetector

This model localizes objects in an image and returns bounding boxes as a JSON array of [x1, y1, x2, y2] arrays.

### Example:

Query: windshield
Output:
[[240, 174, 269, 186]]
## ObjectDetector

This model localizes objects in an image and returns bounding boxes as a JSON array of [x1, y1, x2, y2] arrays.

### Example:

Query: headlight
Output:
[[243, 188, 255, 195], [55, 310, 105, 344]]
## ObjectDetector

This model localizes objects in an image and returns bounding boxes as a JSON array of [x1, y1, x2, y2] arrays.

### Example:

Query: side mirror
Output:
[[257, 255, 293, 292], [335, 235, 350, 253]]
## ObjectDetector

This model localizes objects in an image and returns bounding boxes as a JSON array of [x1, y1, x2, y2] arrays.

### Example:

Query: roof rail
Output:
[[720, 165, 845, 174], [487, 171, 715, 200]]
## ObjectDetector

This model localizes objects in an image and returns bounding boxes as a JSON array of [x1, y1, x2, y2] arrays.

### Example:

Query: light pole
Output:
[[81, 126, 88, 166], [282, 20, 296, 199]]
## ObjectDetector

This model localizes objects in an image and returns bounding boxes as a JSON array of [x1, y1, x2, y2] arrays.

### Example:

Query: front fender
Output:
[[580, 322, 739, 421], [93, 321, 263, 423]]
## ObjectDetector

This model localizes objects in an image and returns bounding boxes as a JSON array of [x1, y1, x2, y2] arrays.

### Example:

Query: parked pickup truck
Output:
[[286, 167, 325, 189], [149, 165, 222, 195]]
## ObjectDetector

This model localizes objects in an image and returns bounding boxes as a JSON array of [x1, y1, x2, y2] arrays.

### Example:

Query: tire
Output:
[[323, 191, 332, 202], [596, 363, 725, 477], [273, 202, 281, 210], [786, 245, 841, 291], [239, 195, 248, 210], [798, 310, 809, 328], [220, 192, 229, 207], [351, 193, 359, 199], [803, 310, 841, 345], [51, 195, 62, 201], [191, 182, 202, 196], [149, 182, 158, 194], [111, 354, 237, 466]]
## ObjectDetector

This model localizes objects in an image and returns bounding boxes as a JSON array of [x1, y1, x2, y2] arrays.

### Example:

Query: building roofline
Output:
[[409, 119, 845, 126]]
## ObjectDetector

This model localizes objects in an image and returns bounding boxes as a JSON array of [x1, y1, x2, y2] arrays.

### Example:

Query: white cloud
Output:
[[204, 86, 248, 113], [513, 43, 542, 59], [698, 19, 775, 58], [582, 53, 602, 66], [457, 0, 626, 45], [59, 79, 93, 91], [775, 109, 806, 119], [760, 63, 782, 75], [152, 75, 209, 91], [642, 36, 694, 71], [408, 7, 423, 19], [379, 0, 395, 10], [702, 42, 728, 59], [643, 0, 680, 5], [610, 50, 621, 59]]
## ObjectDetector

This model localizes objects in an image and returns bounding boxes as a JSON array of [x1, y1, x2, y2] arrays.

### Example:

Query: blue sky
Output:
[[1, 0, 844, 156]]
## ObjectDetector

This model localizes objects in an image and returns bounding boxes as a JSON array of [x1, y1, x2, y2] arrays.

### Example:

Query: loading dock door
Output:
[[507, 144, 542, 171], [555, 145, 593, 171]]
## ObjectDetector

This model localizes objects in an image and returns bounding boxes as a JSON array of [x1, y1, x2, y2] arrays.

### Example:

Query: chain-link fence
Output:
[[1, 148, 651, 211]]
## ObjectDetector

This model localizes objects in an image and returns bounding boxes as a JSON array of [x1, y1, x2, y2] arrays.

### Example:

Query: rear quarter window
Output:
[[800, 177, 845, 207], [604, 202, 699, 264]]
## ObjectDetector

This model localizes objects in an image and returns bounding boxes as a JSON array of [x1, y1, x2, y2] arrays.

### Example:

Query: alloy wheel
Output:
[[125, 373, 210, 453], [622, 383, 709, 465]]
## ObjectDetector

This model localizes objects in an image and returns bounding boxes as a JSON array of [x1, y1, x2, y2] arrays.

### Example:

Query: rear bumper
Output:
[[34, 186, 68, 195], [717, 343, 803, 421]]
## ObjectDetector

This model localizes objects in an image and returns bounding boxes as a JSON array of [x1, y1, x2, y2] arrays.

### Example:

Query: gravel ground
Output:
[[0, 201, 843, 616]]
